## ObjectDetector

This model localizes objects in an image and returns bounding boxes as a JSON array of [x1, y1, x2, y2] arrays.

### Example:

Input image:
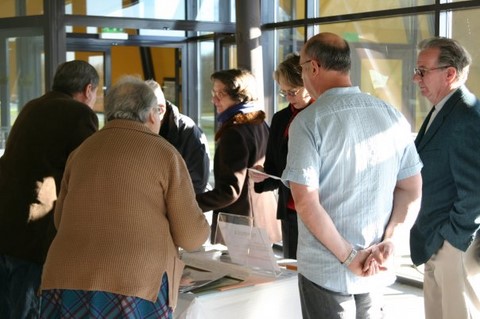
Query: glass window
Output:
[[447, 8, 480, 98], [198, 41, 215, 157], [0, 0, 44, 17], [276, 0, 306, 23], [0, 32, 44, 151], [309, 14, 434, 131], [67, 0, 185, 20], [315, 0, 432, 17], [193, 0, 235, 22]]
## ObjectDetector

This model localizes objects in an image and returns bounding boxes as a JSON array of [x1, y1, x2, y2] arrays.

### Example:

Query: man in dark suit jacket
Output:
[[410, 37, 480, 319], [0, 60, 99, 319]]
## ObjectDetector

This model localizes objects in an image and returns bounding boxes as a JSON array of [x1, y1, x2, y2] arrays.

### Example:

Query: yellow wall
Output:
[[151, 47, 176, 85], [111, 46, 176, 85], [111, 46, 143, 83]]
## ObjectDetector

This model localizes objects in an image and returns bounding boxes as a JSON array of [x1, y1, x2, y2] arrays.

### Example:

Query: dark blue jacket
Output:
[[410, 86, 480, 265]]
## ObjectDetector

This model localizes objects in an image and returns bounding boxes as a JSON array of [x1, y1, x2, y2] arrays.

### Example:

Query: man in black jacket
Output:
[[0, 60, 99, 319], [146, 80, 210, 194]]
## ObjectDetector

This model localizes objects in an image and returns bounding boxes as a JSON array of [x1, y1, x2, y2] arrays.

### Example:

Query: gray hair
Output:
[[105, 76, 157, 123], [418, 37, 472, 83], [144, 79, 166, 106]]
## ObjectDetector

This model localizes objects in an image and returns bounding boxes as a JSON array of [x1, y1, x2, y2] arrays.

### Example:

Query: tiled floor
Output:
[[384, 280, 424, 319], [380, 226, 425, 318]]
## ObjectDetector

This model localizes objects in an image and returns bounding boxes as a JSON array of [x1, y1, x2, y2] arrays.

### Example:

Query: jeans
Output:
[[0, 254, 42, 319], [298, 273, 385, 319]]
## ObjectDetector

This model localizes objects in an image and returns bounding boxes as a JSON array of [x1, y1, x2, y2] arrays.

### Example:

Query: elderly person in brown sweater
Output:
[[39, 76, 210, 318]]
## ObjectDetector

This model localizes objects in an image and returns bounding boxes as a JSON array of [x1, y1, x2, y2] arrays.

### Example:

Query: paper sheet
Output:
[[247, 168, 284, 181]]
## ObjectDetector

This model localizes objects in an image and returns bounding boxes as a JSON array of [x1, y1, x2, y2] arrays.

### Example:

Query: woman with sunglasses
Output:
[[196, 69, 280, 244], [250, 53, 313, 259]]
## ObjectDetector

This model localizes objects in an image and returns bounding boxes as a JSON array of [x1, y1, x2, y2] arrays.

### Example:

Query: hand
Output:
[[363, 240, 395, 272], [347, 248, 381, 277], [249, 165, 267, 183]]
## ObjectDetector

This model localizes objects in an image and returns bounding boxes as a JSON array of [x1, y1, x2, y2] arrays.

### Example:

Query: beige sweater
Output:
[[40, 120, 210, 308]]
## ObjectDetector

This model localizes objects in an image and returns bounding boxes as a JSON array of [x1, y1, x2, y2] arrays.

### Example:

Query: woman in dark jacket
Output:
[[251, 53, 313, 259], [196, 69, 280, 244]]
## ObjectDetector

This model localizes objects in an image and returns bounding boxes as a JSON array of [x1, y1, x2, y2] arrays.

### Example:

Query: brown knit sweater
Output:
[[40, 120, 210, 308]]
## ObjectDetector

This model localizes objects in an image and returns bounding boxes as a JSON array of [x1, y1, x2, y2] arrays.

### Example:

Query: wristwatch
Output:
[[341, 248, 358, 267]]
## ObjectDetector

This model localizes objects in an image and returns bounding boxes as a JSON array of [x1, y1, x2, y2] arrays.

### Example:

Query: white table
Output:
[[174, 271, 301, 319]]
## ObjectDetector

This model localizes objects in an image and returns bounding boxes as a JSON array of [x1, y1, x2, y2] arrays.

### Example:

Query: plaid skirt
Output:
[[40, 273, 171, 319]]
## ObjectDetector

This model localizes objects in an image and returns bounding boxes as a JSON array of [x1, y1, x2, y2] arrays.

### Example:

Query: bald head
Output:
[[299, 32, 352, 98], [302, 32, 351, 73], [311, 32, 348, 48]]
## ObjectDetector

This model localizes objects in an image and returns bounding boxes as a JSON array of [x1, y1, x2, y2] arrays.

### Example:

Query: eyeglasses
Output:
[[211, 90, 227, 99], [413, 65, 450, 78], [299, 59, 312, 70], [154, 106, 165, 115], [279, 88, 301, 98]]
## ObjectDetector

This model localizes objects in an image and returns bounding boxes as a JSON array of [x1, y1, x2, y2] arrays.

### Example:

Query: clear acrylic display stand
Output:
[[215, 212, 280, 277]]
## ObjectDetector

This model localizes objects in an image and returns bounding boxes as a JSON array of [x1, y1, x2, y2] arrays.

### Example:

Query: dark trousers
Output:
[[0, 254, 42, 319], [298, 273, 385, 319], [281, 209, 298, 259]]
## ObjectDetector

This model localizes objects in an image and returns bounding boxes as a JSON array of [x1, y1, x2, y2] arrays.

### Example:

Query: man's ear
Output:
[[147, 108, 157, 125], [84, 83, 94, 100], [311, 60, 321, 77], [445, 66, 458, 83]]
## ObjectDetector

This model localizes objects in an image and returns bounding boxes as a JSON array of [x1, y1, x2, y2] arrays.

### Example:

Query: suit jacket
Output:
[[0, 91, 98, 264], [410, 86, 480, 265]]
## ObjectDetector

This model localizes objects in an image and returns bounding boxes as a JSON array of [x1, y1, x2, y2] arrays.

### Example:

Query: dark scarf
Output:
[[217, 102, 262, 126]]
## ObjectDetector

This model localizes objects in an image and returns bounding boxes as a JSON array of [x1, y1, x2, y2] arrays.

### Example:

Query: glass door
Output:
[[0, 28, 44, 154]]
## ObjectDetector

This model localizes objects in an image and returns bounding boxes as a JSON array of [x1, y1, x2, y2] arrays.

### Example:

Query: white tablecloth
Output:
[[174, 272, 301, 319]]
